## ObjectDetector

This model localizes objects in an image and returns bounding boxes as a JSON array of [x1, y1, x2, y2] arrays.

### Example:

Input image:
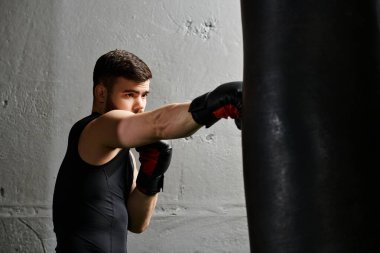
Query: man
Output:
[[53, 49, 242, 253]]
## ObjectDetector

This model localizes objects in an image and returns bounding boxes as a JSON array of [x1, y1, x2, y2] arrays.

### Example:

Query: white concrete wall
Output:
[[0, 0, 248, 252]]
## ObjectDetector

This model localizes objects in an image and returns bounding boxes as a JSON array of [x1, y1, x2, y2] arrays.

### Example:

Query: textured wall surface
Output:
[[0, 0, 247, 252]]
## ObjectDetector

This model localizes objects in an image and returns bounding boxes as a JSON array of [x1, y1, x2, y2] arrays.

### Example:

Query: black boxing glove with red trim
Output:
[[189, 81, 242, 129], [136, 140, 172, 196]]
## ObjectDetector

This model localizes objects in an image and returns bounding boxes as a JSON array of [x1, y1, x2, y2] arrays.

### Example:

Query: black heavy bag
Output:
[[241, 0, 380, 252]]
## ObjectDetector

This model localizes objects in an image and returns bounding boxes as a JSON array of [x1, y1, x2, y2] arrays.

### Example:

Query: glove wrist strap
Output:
[[189, 92, 219, 128], [136, 173, 164, 196]]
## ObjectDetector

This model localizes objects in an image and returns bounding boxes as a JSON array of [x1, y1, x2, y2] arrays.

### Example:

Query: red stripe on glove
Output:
[[212, 104, 240, 119], [139, 149, 160, 176]]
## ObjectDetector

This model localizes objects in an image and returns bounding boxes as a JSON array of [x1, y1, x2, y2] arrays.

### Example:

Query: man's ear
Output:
[[94, 84, 107, 104]]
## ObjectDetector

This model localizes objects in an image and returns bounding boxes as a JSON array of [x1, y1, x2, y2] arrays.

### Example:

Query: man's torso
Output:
[[53, 113, 133, 253]]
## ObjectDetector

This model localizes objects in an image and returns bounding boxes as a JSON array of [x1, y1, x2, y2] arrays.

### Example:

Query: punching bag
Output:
[[241, 0, 380, 252]]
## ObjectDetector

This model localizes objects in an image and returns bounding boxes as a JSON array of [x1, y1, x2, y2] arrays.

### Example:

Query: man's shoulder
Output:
[[69, 113, 101, 138]]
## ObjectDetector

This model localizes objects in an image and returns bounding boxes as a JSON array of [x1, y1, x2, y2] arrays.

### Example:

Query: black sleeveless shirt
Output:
[[53, 113, 134, 253]]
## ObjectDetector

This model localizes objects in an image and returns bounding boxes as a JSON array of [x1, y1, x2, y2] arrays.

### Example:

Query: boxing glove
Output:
[[136, 140, 172, 196], [189, 81, 242, 129]]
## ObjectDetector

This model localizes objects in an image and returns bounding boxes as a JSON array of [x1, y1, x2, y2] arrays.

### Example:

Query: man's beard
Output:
[[104, 94, 117, 113]]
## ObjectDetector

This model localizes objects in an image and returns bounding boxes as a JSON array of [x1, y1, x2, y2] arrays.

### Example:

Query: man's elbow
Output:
[[128, 223, 149, 234]]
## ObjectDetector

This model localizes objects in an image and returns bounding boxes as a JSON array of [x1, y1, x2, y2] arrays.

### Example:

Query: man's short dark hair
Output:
[[93, 49, 152, 92]]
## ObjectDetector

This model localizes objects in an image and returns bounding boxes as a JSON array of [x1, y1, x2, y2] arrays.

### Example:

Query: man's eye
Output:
[[142, 93, 149, 98], [126, 93, 134, 98]]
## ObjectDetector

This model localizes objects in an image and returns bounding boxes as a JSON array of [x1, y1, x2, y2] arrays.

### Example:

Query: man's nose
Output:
[[133, 96, 144, 113]]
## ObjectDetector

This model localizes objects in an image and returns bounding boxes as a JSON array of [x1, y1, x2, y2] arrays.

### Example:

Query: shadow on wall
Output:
[[0, 0, 60, 252]]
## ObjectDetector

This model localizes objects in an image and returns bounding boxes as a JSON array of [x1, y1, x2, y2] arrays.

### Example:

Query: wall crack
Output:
[[18, 218, 47, 253]]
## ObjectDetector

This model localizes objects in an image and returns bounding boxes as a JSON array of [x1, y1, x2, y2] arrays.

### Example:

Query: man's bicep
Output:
[[94, 110, 158, 148], [116, 110, 161, 147]]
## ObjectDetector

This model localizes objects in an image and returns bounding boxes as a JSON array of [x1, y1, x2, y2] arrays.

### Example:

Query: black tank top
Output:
[[53, 113, 134, 253]]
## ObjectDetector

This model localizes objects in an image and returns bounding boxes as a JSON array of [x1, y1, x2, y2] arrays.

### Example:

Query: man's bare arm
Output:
[[89, 102, 200, 149], [118, 102, 200, 146], [127, 156, 157, 233]]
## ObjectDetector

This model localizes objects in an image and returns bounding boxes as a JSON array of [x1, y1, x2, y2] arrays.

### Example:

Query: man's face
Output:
[[105, 77, 150, 113]]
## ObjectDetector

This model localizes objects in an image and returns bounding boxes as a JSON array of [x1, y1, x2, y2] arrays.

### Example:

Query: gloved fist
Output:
[[189, 81, 242, 129], [136, 140, 172, 196]]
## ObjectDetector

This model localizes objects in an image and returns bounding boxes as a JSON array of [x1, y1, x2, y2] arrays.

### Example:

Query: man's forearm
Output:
[[117, 102, 201, 148], [149, 102, 201, 140], [127, 188, 158, 233]]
